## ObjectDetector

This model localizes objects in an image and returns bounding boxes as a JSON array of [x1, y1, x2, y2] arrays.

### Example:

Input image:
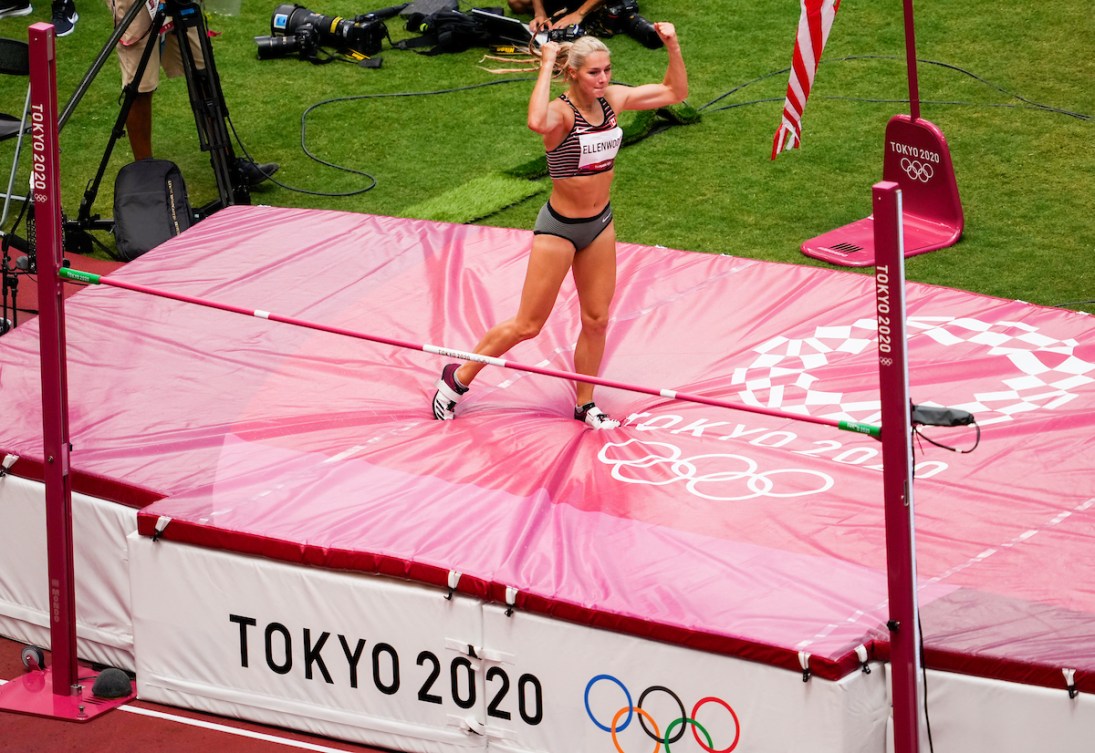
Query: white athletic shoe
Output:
[[0, 0, 33, 18], [50, 0, 77, 36], [432, 363, 468, 420], [575, 402, 620, 430]]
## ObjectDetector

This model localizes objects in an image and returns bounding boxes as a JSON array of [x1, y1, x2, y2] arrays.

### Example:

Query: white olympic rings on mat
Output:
[[597, 440, 834, 501], [900, 157, 934, 182]]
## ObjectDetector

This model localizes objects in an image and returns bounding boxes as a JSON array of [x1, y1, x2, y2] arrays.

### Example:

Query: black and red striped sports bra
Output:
[[545, 95, 624, 179]]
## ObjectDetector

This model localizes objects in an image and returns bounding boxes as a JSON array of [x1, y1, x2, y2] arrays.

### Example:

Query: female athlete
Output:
[[433, 25, 688, 428]]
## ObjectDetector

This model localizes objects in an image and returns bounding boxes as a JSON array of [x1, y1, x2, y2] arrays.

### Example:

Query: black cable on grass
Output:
[[700, 68, 790, 111], [228, 112, 378, 198], [254, 78, 534, 199], [239, 55, 1088, 199], [243, 77, 697, 198], [915, 56, 1091, 121], [700, 54, 1092, 122]]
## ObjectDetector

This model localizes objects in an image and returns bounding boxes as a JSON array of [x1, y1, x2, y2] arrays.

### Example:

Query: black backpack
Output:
[[112, 159, 193, 262], [396, 7, 502, 55]]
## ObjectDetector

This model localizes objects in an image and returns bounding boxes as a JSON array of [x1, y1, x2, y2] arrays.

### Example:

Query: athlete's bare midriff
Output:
[[547, 170, 615, 218]]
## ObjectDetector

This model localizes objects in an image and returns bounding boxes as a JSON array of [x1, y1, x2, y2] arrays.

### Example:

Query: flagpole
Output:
[[902, 0, 921, 121]]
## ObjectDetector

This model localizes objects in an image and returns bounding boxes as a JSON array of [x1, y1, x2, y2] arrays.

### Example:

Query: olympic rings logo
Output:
[[900, 157, 934, 183], [879, 356, 893, 366], [584, 675, 741, 753], [597, 440, 834, 501]]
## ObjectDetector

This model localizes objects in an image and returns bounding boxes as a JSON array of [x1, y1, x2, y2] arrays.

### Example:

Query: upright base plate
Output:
[[0, 666, 135, 722]]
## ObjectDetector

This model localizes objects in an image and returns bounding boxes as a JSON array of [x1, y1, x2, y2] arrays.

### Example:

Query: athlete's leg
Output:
[[454, 233, 576, 387], [570, 223, 617, 407]]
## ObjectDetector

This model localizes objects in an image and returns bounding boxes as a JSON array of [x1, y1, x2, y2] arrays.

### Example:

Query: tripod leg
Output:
[[173, 3, 250, 213], [71, 5, 169, 252], [1, 249, 21, 332], [59, 0, 151, 130]]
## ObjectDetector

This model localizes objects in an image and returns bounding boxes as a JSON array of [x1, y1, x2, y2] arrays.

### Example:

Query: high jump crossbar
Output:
[[58, 267, 882, 439]]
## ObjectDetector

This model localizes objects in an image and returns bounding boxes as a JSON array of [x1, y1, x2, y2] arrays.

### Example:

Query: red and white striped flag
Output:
[[771, 0, 842, 159]]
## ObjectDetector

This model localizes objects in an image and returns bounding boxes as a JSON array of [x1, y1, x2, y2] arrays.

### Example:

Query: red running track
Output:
[[0, 637, 391, 753]]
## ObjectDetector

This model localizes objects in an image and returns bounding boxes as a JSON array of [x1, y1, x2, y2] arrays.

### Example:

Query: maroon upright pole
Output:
[[28, 22, 79, 697], [873, 180, 922, 753], [902, 0, 921, 121], [0, 23, 133, 721]]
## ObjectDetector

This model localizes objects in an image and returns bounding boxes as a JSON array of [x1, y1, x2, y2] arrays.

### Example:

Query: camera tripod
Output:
[[1, 222, 27, 334], [1, 0, 250, 331], [0, 179, 37, 332], [64, 0, 251, 254]]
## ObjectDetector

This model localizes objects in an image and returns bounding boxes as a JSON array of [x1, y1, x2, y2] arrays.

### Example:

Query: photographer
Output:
[[509, 0, 662, 49], [108, 0, 277, 183], [508, 0, 602, 33]]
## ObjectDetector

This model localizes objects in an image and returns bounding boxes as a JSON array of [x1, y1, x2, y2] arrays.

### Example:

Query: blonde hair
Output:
[[532, 35, 611, 81]]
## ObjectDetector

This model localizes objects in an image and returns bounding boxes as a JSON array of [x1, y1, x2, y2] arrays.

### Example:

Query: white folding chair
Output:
[[0, 37, 31, 231], [1, 37, 31, 333]]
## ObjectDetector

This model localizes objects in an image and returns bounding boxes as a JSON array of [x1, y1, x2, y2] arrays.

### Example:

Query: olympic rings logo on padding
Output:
[[598, 440, 834, 501], [584, 674, 741, 753], [900, 157, 934, 182]]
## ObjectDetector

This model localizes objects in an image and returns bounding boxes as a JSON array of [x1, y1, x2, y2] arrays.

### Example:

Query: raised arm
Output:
[[612, 22, 689, 112], [527, 42, 569, 136]]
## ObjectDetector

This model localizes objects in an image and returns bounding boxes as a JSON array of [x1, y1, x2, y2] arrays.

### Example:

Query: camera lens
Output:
[[623, 14, 661, 48], [255, 34, 303, 59]]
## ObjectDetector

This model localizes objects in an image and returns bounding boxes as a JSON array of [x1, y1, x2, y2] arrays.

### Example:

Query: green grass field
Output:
[[2, 0, 1092, 311]]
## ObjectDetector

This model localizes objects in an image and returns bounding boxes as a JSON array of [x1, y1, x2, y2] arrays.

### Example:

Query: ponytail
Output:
[[529, 35, 611, 80]]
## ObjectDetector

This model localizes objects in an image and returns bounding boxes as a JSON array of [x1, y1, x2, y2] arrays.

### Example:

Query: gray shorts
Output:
[[533, 202, 613, 251]]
